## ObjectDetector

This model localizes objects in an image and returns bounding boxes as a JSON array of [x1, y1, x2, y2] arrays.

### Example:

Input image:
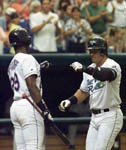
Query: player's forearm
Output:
[[74, 89, 89, 103], [28, 86, 42, 103], [84, 67, 117, 82], [68, 89, 88, 105]]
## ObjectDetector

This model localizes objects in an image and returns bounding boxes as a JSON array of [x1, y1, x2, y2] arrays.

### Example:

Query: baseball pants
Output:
[[86, 108, 123, 150], [10, 99, 46, 150]]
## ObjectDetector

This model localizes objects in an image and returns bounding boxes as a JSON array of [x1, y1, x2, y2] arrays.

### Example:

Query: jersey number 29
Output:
[[10, 73, 20, 91]]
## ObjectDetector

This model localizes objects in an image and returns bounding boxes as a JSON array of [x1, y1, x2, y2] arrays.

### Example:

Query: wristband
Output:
[[69, 96, 78, 104]]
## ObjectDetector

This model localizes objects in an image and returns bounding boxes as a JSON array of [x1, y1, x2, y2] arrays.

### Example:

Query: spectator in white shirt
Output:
[[29, 0, 62, 52]]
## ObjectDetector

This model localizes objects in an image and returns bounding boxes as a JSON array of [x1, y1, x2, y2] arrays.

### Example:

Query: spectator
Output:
[[60, 4, 73, 25], [57, 0, 70, 17], [9, 0, 32, 20], [64, 7, 93, 53], [8, 12, 22, 54], [56, 4, 73, 52], [106, 0, 126, 29], [99, 0, 108, 7], [29, 0, 42, 53], [58, 0, 70, 10], [80, 0, 90, 10], [0, 5, 7, 31], [30, 0, 41, 14], [0, 26, 8, 54], [69, 0, 83, 8], [9, 12, 22, 33], [29, 0, 62, 52], [106, 0, 126, 53], [104, 27, 126, 53], [50, 0, 57, 12], [81, 0, 113, 37], [4, 7, 16, 29], [2, 7, 17, 54]]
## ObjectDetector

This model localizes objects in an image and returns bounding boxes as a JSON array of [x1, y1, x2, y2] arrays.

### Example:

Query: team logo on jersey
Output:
[[88, 79, 105, 93], [112, 65, 118, 72]]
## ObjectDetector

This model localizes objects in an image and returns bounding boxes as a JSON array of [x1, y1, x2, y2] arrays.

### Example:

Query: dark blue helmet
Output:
[[9, 28, 31, 47], [87, 37, 108, 56]]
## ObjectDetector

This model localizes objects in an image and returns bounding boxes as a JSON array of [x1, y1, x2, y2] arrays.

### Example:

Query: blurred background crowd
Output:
[[0, 0, 126, 54]]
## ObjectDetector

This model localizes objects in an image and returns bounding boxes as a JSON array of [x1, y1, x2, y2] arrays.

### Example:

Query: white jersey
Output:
[[80, 58, 121, 109], [30, 11, 61, 52], [106, 1, 126, 28], [8, 53, 42, 100]]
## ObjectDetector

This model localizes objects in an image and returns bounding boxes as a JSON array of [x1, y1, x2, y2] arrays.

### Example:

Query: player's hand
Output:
[[59, 100, 71, 112], [44, 111, 53, 120], [40, 61, 50, 69], [44, 111, 54, 125], [70, 62, 84, 72]]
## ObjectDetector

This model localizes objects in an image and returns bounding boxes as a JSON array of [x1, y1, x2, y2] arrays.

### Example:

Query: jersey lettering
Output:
[[88, 79, 105, 93], [10, 73, 20, 91]]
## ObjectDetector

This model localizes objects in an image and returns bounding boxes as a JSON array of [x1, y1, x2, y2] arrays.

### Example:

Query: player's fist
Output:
[[70, 62, 83, 72], [59, 100, 71, 112]]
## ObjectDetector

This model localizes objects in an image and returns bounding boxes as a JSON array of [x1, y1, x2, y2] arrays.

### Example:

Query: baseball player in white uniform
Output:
[[59, 37, 123, 150], [8, 28, 52, 150]]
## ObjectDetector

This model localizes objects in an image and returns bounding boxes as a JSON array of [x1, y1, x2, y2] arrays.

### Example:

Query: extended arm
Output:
[[70, 62, 117, 82]]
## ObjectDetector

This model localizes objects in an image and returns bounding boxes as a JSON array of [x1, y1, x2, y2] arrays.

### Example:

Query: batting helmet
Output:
[[9, 28, 31, 48], [87, 37, 108, 56]]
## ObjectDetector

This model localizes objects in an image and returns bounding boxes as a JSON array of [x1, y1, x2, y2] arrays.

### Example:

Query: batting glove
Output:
[[44, 111, 54, 125], [70, 62, 84, 72], [59, 100, 71, 112], [44, 111, 53, 121], [40, 61, 50, 69]]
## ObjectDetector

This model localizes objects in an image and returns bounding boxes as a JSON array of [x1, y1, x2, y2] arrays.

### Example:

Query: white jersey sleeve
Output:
[[22, 55, 39, 79]]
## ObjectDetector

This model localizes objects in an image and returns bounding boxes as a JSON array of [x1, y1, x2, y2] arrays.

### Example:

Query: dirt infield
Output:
[[0, 133, 126, 150]]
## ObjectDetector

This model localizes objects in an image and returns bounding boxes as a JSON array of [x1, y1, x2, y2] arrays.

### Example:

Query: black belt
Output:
[[91, 108, 109, 114]]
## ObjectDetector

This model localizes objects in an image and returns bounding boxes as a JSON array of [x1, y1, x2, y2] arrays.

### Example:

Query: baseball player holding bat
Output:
[[7, 28, 52, 150], [59, 37, 123, 150]]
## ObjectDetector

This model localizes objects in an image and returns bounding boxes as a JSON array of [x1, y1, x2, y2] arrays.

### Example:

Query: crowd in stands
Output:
[[0, 0, 126, 54]]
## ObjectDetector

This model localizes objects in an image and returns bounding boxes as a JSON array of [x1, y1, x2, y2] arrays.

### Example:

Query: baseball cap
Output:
[[5, 7, 16, 16], [10, 12, 19, 19]]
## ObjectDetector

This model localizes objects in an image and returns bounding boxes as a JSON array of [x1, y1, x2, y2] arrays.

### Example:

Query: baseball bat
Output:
[[22, 93, 70, 146]]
